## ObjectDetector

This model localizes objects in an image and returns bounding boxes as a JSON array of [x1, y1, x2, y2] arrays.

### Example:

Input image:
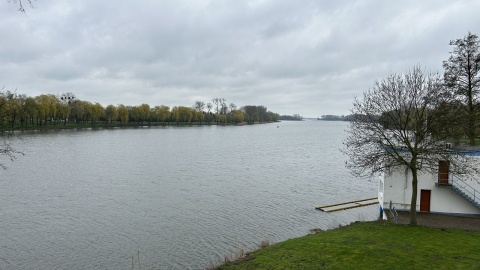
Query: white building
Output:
[[378, 153, 480, 218]]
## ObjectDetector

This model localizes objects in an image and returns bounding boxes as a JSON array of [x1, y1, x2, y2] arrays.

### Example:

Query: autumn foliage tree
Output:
[[0, 91, 279, 128], [105, 105, 118, 123]]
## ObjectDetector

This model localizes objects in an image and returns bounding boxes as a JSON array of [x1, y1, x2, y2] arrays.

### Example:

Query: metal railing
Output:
[[450, 175, 480, 206], [389, 201, 398, 224]]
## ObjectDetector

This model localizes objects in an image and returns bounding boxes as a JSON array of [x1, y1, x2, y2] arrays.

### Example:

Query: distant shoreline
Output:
[[316, 119, 349, 122], [1, 121, 279, 133]]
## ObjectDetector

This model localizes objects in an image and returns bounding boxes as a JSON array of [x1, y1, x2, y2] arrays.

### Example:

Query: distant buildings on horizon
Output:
[[317, 115, 352, 121], [279, 114, 354, 121]]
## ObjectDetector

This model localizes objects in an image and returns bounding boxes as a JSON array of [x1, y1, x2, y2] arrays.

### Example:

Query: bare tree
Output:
[[211, 98, 219, 114], [443, 32, 480, 146], [220, 99, 228, 115], [343, 66, 480, 225], [228, 103, 237, 112], [59, 92, 77, 105], [193, 100, 205, 113]]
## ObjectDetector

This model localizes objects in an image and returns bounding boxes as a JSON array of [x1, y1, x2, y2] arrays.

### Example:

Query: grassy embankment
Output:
[[217, 221, 480, 270]]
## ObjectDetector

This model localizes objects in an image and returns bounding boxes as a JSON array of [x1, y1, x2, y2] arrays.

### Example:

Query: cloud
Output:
[[1, 0, 479, 116]]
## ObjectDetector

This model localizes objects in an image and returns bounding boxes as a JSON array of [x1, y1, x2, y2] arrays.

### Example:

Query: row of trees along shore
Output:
[[344, 32, 480, 225], [0, 94, 279, 130]]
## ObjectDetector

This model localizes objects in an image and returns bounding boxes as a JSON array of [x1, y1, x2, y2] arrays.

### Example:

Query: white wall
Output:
[[378, 172, 387, 219], [382, 166, 480, 215]]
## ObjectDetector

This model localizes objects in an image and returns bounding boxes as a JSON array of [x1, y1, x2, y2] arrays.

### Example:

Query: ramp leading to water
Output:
[[315, 197, 378, 213]]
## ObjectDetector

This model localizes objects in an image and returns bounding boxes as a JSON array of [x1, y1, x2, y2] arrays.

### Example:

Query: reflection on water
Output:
[[1, 120, 377, 269]]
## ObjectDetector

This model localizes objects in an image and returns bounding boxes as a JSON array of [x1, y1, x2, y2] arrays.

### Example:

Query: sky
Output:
[[1, 1, 479, 117]]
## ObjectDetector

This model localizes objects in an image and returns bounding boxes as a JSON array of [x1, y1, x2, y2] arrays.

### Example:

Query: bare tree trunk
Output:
[[467, 90, 476, 145], [410, 166, 418, 225], [468, 114, 475, 146]]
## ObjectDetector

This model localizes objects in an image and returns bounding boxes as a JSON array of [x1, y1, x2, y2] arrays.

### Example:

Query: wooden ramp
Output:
[[315, 197, 378, 213]]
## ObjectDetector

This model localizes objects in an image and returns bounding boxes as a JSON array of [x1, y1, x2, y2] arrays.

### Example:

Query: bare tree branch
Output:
[[8, 0, 34, 13], [343, 66, 480, 225], [0, 87, 24, 169]]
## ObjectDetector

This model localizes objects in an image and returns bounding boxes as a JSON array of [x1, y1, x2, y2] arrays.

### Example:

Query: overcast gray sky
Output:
[[1, 1, 479, 117]]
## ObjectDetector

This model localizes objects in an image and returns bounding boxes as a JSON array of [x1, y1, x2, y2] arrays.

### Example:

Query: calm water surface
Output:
[[1, 120, 377, 269]]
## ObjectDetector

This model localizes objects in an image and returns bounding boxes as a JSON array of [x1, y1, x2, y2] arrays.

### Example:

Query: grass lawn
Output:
[[217, 221, 480, 270]]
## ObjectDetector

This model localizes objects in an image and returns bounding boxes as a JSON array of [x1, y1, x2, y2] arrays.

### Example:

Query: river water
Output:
[[1, 120, 378, 269]]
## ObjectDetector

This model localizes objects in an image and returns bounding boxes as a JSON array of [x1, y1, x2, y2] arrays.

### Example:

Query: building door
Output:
[[420, 190, 431, 212], [438, 160, 449, 185]]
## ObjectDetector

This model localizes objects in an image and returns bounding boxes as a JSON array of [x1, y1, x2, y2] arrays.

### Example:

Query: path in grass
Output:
[[217, 221, 480, 270], [396, 212, 480, 231]]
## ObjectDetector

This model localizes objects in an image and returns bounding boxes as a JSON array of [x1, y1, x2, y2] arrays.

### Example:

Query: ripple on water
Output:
[[1, 121, 378, 269]]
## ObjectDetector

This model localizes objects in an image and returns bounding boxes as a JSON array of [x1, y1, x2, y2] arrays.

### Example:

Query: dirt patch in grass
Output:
[[396, 212, 480, 231]]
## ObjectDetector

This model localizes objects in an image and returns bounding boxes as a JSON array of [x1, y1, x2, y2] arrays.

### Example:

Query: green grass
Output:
[[217, 221, 480, 270]]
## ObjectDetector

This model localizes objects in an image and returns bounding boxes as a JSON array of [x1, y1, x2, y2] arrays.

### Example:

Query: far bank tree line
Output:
[[0, 93, 279, 129]]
